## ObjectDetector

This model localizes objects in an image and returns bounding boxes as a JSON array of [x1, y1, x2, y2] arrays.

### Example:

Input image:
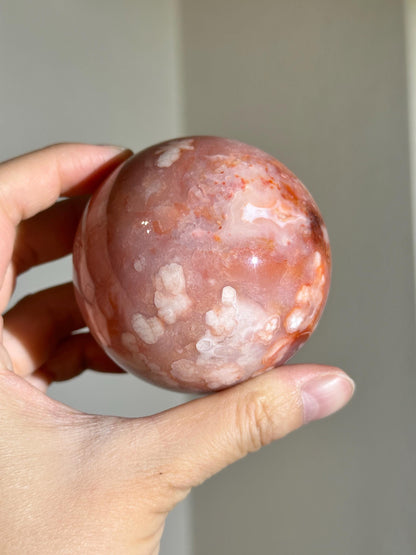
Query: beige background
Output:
[[1, 1, 415, 554]]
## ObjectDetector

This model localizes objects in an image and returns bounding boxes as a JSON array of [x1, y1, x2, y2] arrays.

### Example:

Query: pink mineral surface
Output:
[[73, 136, 331, 392]]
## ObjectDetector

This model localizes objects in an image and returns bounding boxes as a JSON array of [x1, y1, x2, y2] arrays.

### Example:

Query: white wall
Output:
[[0, 2, 191, 554], [181, 1, 416, 553]]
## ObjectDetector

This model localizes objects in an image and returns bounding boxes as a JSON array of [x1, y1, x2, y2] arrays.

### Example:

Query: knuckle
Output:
[[235, 391, 278, 454]]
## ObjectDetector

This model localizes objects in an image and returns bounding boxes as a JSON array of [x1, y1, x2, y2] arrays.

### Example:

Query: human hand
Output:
[[0, 144, 355, 554]]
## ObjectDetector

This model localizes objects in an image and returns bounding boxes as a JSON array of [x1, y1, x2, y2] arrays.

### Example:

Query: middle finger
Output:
[[3, 282, 84, 377], [13, 196, 88, 276], [0, 197, 88, 313]]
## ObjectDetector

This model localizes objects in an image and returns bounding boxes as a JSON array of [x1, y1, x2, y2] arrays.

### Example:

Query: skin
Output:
[[0, 144, 355, 554]]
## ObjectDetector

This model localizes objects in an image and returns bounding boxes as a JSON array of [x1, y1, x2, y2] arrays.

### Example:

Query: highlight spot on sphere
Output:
[[73, 136, 331, 392]]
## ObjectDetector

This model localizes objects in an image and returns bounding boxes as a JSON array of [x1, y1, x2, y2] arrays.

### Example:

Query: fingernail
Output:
[[95, 145, 134, 165], [301, 374, 355, 424], [97, 144, 131, 154]]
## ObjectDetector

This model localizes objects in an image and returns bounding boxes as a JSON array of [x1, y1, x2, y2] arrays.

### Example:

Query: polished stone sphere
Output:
[[73, 136, 331, 392]]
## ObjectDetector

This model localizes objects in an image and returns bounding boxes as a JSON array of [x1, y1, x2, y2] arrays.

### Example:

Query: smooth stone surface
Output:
[[73, 136, 331, 392]]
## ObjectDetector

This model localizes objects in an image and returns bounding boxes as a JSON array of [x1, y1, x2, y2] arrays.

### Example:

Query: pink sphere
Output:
[[73, 136, 331, 392]]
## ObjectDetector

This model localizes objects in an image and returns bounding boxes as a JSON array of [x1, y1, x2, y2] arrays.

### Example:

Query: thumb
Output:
[[153, 364, 355, 491]]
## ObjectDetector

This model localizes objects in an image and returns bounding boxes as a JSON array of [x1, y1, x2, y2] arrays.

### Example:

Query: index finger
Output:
[[0, 143, 132, 284], [0, 143, 132, 226]]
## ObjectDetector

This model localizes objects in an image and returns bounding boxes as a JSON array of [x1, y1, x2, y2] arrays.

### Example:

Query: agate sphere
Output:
[[73, 136, 331, 392]]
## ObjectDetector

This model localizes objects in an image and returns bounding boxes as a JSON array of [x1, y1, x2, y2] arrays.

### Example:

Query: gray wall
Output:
[[181, 1, 416, 553]]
